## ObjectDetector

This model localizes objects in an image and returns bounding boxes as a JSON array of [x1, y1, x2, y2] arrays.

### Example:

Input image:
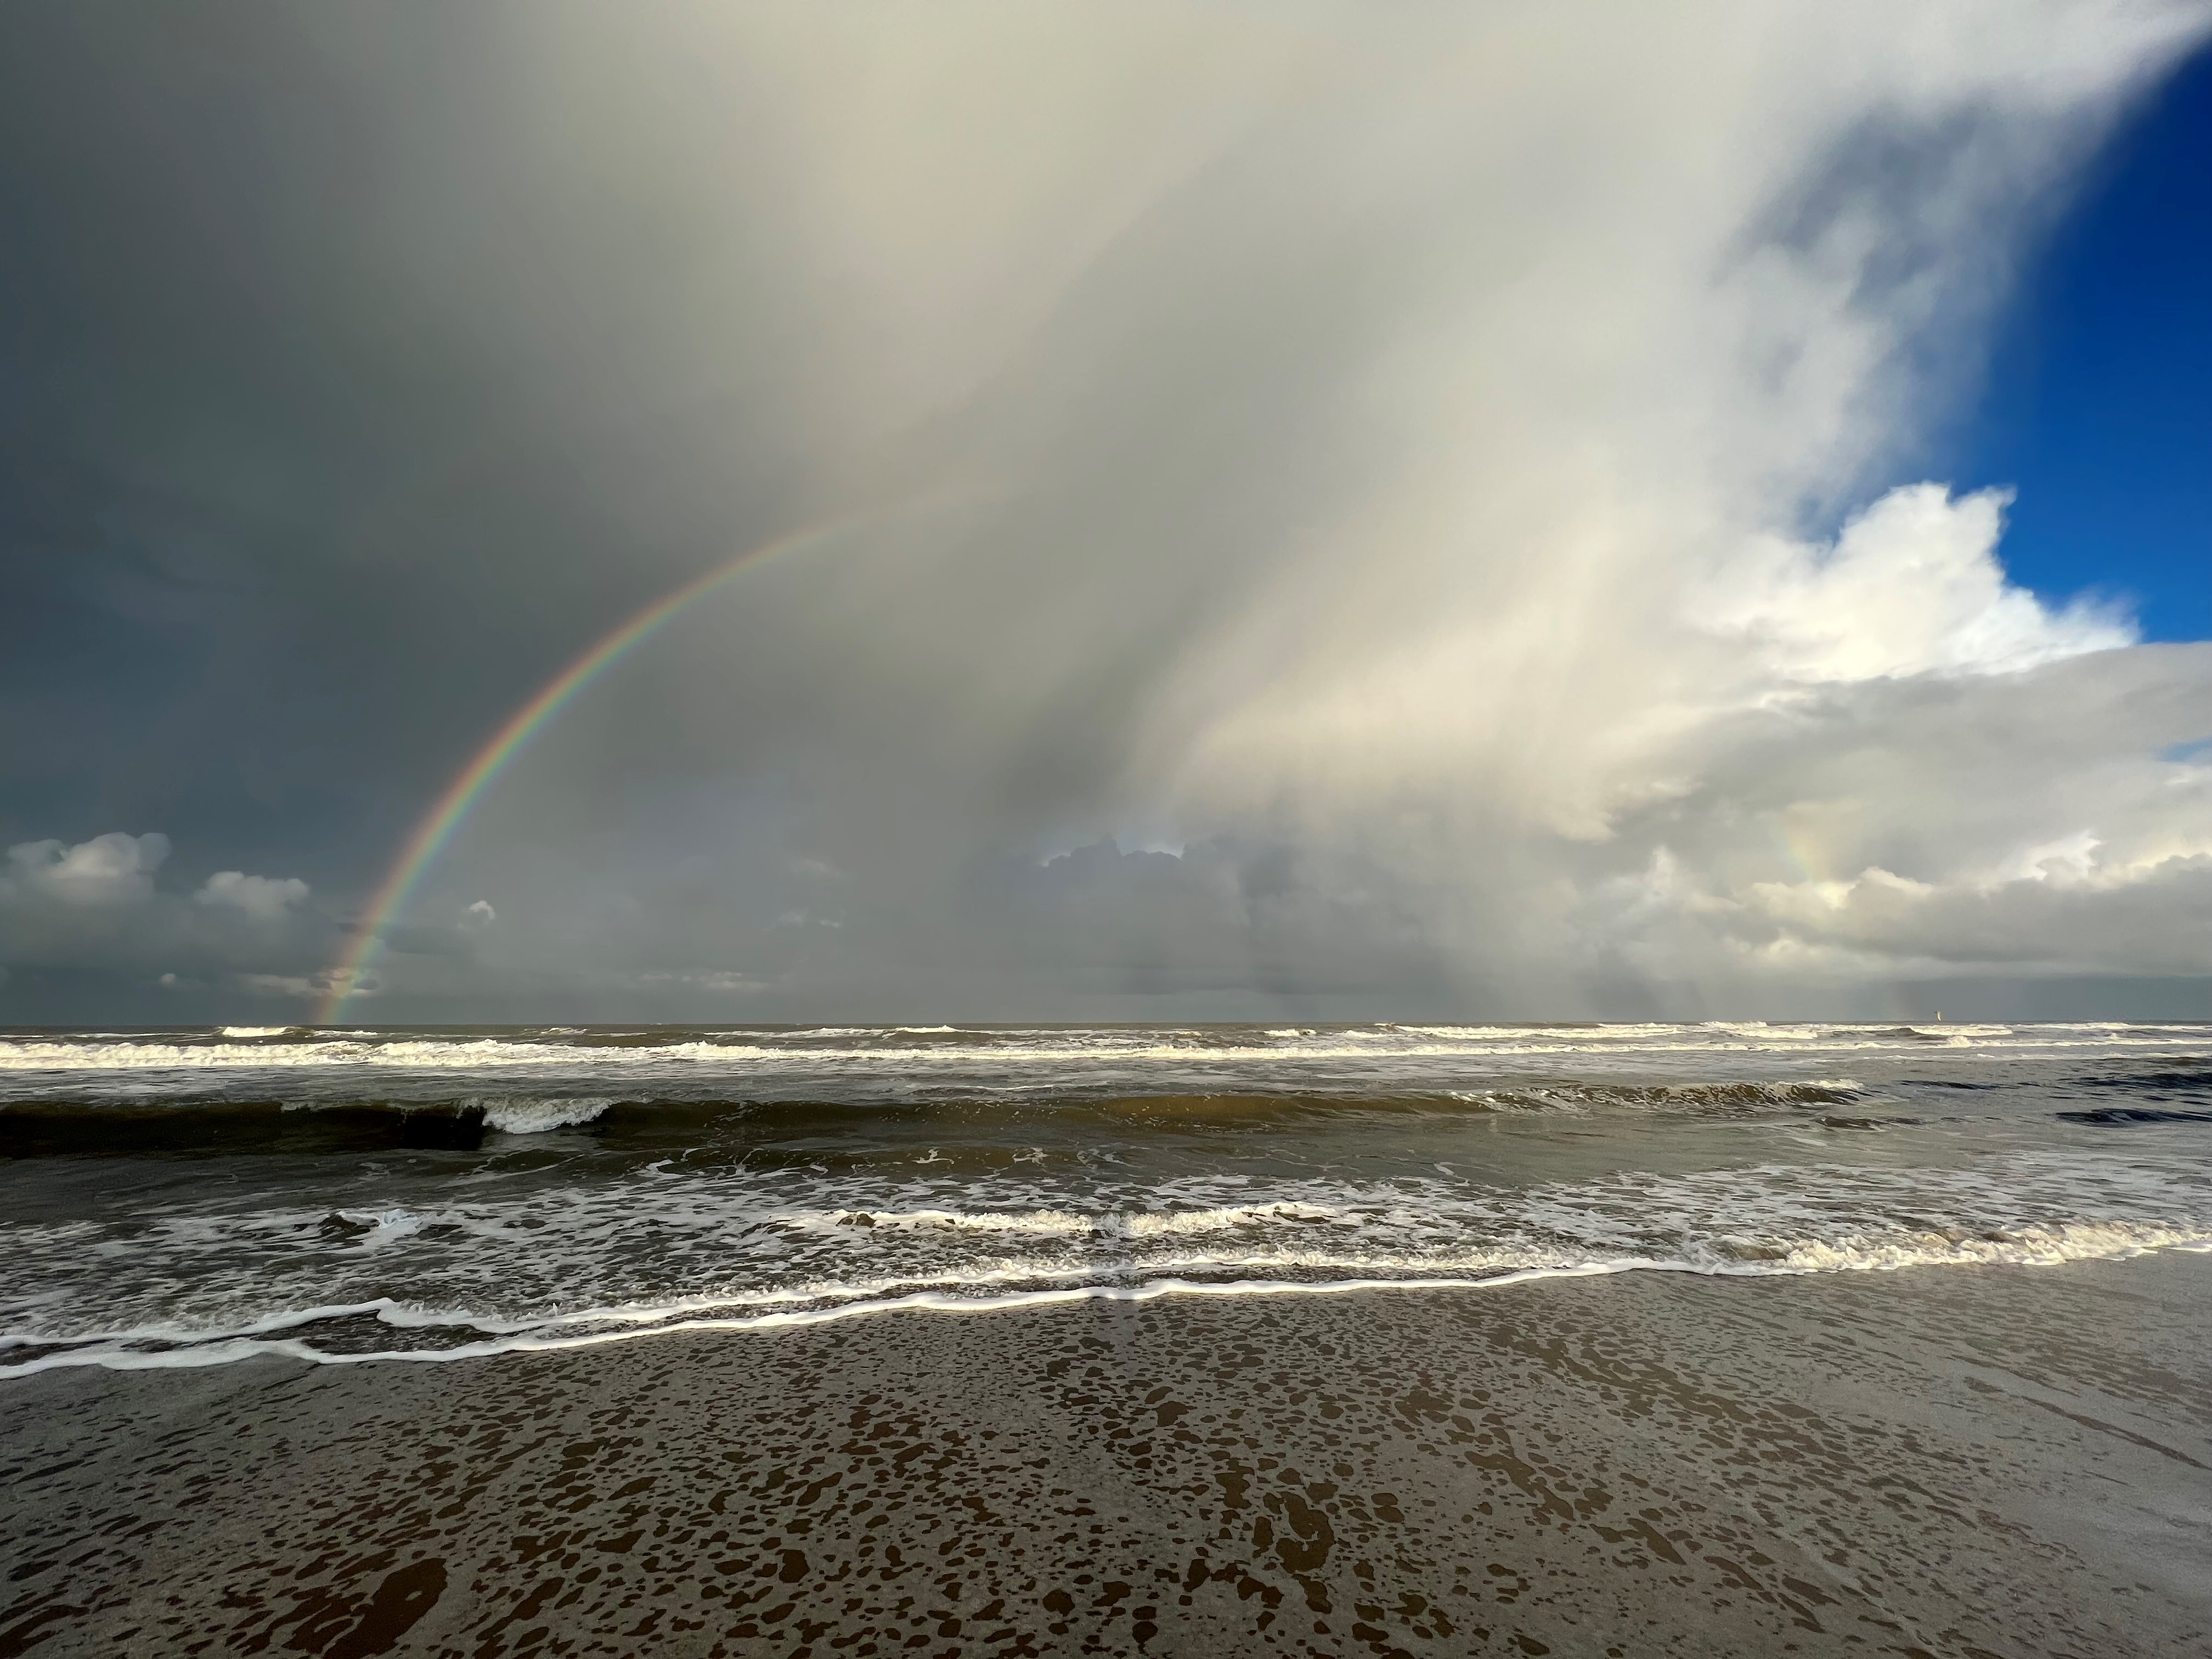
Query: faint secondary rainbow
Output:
[[317, 502, 945, 1023]]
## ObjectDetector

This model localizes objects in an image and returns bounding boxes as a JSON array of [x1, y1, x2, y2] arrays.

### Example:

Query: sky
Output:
[[3, 1, 2211, 1025], [1957, 37, 2212, 642]]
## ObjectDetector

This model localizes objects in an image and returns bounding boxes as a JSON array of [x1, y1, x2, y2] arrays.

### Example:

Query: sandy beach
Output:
[[4, 1251, 2207, 1657]]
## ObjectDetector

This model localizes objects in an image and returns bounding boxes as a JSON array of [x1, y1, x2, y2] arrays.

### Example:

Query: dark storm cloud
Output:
[[0, 5, 815, 869]]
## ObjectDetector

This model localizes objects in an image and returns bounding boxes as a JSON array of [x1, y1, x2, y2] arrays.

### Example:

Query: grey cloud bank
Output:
[[3, 2, 2210, 1022]]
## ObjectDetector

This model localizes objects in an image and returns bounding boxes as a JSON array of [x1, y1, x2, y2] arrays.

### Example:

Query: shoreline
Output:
[[10, 1236, 2210, 1379], [4, 1253, 2208, 1656]]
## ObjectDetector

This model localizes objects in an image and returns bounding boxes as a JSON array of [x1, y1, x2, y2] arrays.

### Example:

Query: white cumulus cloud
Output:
[[1, 832, 331, 1000], [196, 871, 312, 923], [3, 832, 170, 906], [1700, 485, 2136, 686]]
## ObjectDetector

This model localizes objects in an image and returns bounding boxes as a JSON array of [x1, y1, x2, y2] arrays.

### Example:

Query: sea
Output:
[[2, 1021, 2208, 1375]]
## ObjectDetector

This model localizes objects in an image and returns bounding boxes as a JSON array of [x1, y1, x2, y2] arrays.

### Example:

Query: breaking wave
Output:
[[4, 1020, 2206, 1076], [0, 1081, 1875, 1157]]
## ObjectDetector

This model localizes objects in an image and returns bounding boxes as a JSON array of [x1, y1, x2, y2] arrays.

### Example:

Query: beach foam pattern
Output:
[[4, 1147, 2209, 1373]]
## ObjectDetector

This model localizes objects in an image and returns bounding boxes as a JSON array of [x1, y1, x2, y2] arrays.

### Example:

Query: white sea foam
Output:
[[7, 1142, 2209, 1375], [3, 1021, 2202, 1075], [794, 1200, 1351, 1238], [1449, 1078, 1863, 1112], [472, 1096, 620, 1134], [7, 1225, 2208, 1376], [0, 1038, 771, 1070], [811, 1207, 1092, 1235], [331, 1209, 432, 1248], [1122, 1201, 1351, 1236]]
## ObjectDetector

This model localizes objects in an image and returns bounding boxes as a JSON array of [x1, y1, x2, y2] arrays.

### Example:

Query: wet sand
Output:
[[3, 1254, 2208, 1658]]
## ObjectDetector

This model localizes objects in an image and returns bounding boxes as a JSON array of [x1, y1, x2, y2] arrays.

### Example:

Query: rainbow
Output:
[[316, 501, 947, 1023]]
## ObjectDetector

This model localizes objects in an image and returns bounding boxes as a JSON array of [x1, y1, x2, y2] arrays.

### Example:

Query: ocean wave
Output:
[[7, 1144, 2209, 1373], [0, 1099, 493, 1155], [9, 1063, 2198, 1160], [6, 1022, 2208, 1076], [0, 1037, 772, 1070], [0, 1092, 627, 1154], [471, 1096, 621, 1134], [0, 1080, 1883, 1158], [1455, 1079, 1861, 1111]]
